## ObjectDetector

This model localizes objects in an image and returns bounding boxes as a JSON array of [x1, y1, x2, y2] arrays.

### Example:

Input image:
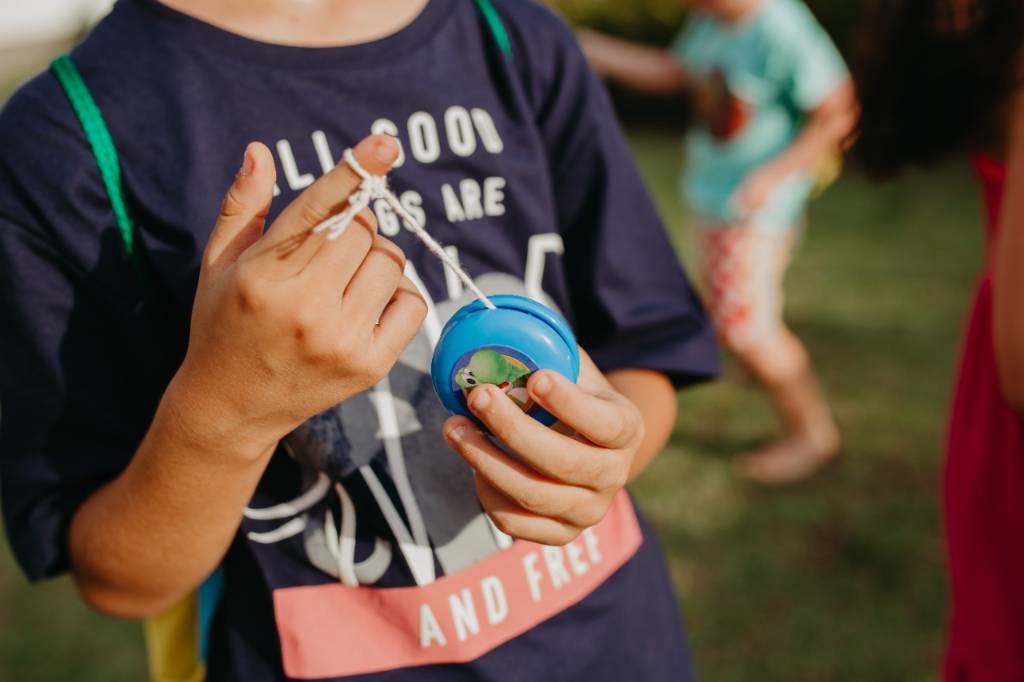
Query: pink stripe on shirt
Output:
[[274, 492, 643, 679]]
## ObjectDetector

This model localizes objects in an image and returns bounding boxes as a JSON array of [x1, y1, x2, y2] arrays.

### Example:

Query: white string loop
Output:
[[314, 149, 496, 310]]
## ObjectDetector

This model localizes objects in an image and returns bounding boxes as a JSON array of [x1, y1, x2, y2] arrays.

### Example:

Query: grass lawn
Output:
[[631, 129, 981, 681], [0, 128, 982, 681]]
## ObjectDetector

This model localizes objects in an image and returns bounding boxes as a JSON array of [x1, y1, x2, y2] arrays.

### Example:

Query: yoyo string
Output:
[[314, 148, 497, 310]]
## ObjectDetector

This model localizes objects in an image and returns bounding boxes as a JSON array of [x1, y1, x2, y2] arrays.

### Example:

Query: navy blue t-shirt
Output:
[[0, 0, 718, 679]]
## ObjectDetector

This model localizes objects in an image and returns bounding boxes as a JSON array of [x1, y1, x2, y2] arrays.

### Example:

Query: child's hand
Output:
[[443, 351, 645, 546], [169, 135, 427, 458], [731, 164, 786, 218]]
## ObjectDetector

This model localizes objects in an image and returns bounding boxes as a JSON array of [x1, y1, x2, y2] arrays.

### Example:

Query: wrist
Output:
[[757, 161, 788, 183], [157, 367, 280, 463]]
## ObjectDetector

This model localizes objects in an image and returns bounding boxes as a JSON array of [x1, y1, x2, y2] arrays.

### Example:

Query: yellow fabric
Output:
[[143, 593, 205, 682], [811, 148, 843, 198]]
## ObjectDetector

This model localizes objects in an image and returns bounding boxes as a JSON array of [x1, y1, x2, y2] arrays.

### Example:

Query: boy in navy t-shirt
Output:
[[0, 1, 717, 680]]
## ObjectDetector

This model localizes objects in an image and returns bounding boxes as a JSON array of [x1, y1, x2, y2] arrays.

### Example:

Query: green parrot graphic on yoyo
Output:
[[454, 348, 535, 412], [433, 295, 581, 428]]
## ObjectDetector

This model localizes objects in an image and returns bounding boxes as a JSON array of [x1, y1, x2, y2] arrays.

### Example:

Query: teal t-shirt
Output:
[[672, 0, 848, 229]]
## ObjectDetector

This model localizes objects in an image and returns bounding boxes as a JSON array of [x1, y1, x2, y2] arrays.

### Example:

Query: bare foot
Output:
[[735, 427, 840, 486]]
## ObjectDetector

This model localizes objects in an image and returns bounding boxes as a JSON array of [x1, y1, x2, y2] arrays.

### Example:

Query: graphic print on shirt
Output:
[[238, 113, 646, 675], [695, 68, 752, 142], [251, 267, 559, 579]]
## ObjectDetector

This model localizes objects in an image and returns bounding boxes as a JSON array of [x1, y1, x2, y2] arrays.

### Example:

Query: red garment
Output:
[[944, 155, 1024, 681]]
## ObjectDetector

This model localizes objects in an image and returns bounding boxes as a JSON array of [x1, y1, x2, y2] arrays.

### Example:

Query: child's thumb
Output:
[[203, 142, 276, 273]]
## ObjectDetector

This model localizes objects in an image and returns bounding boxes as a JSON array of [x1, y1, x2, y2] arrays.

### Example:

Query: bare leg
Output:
[[695, 220, 840, 485], [730, 327, 840, 484]]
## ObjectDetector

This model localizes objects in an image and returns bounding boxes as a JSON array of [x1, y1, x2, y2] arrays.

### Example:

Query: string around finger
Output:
[[313, 148, 496, 310]]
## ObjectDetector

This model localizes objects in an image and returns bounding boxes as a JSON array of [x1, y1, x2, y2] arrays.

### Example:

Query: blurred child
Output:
[[579, 0, 855, 484], [855, 0, 1024, 677], [0, 1, 718, 680]]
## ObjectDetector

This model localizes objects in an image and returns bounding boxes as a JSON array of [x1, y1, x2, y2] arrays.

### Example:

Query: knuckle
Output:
[[612, 462, 630, 489], [356, 207, 379, 233], [631, 408, 646, 444], [288, 303, 315, 335], [332, 338, 386, 384], [413, 299, 428, 324], [327, 334, 360, 368], [558, 454, 590, 484], [575, 501, 608, 529], [549, 526, 582, 547], [298, 200, 331, 230], [234, 268, 267, 312], [385, 235, 407, 264], [219, 185, 247, 219], [487, 510, 519, 538], [597, 460, 629, 492], [371, 235, 407, 274], [604, 411, 630, 446], [516, 485, 550, 515], [401, 287, 428, 319], [290, 305, 320, 342], [553, 497, 581, 524], [548, 374, 573, 401]]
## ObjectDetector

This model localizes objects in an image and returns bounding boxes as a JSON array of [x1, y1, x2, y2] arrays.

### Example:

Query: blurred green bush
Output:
[[548, 0, 865, 50]]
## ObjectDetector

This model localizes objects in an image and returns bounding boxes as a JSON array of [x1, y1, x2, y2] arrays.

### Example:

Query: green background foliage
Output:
[[546, 0, 868, 126], [548, 0, 866, 49]]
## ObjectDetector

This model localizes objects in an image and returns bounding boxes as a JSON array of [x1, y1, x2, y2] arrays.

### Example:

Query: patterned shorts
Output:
[[695, 222, 798, 350]]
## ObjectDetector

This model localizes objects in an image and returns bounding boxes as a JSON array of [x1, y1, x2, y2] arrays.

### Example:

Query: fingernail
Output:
[[374, 137, 398, 165], [239, 144, 255, 177], [470, 387, 491, 412], [446, 425, 466, 443], [532, 373, 552, 397]]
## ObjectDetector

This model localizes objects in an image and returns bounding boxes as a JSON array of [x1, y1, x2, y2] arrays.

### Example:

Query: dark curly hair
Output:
[[852, 0, 1024, 177]]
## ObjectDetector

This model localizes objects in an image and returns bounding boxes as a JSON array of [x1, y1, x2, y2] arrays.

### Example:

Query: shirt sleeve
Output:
[[776, 4, 849, 111], [507, 4, 719, 386], [670, 15, 708, 69], [0, 74, 171, 581]]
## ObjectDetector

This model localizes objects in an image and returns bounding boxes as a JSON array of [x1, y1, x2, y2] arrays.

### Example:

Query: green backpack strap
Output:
[[51, 54, 155, 300], [52, 55, 136, 257], [51, 57, 216, 678], [473, 0, 512, 58]]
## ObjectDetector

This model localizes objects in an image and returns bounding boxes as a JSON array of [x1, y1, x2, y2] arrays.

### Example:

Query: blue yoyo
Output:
[[431, 294, 580, 427]]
